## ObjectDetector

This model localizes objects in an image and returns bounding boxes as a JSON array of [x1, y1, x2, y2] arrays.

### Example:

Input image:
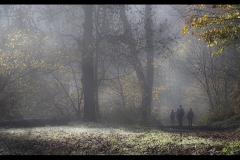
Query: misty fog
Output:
[[0, 4, 239, 128]]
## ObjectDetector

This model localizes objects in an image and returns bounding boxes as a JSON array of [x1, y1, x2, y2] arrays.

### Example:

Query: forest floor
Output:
[[0, 122, 240, 155]]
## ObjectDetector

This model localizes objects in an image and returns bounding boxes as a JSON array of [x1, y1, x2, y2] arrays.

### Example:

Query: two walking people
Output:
[[169, 105, 194, 127]]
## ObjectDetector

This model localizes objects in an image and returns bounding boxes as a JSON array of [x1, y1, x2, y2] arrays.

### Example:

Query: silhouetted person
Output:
[[169, 108, 175, 126], [176, 105, 184, 127], [187, 108, 194, 127]]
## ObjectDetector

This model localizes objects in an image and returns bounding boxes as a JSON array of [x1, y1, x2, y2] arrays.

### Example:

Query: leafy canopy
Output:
[[182, 4, 240, 55]]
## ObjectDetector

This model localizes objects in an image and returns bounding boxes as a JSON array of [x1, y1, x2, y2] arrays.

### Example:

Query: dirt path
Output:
[[159, 125, 226, 132], [155, 125, 240, 141]]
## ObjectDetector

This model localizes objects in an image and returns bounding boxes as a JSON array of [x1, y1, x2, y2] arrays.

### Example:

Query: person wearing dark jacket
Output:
[[176, 105, 184, 127], [169, 108, 175, 126], [187, 108, 194, 127]]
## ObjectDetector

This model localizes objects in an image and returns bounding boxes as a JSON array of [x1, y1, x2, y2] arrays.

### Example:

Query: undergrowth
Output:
[[209, 115, 240, 129]]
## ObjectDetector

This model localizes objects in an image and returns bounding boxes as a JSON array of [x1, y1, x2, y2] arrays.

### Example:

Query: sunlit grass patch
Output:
[[220, 140, 240, 155], [0, 123, 239, 155]]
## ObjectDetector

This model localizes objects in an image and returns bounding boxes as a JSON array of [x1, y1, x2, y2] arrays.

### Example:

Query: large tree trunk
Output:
[[94, 6, 101, 120], [145, 5, 154, 117], [82, 5, 96, 122]]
